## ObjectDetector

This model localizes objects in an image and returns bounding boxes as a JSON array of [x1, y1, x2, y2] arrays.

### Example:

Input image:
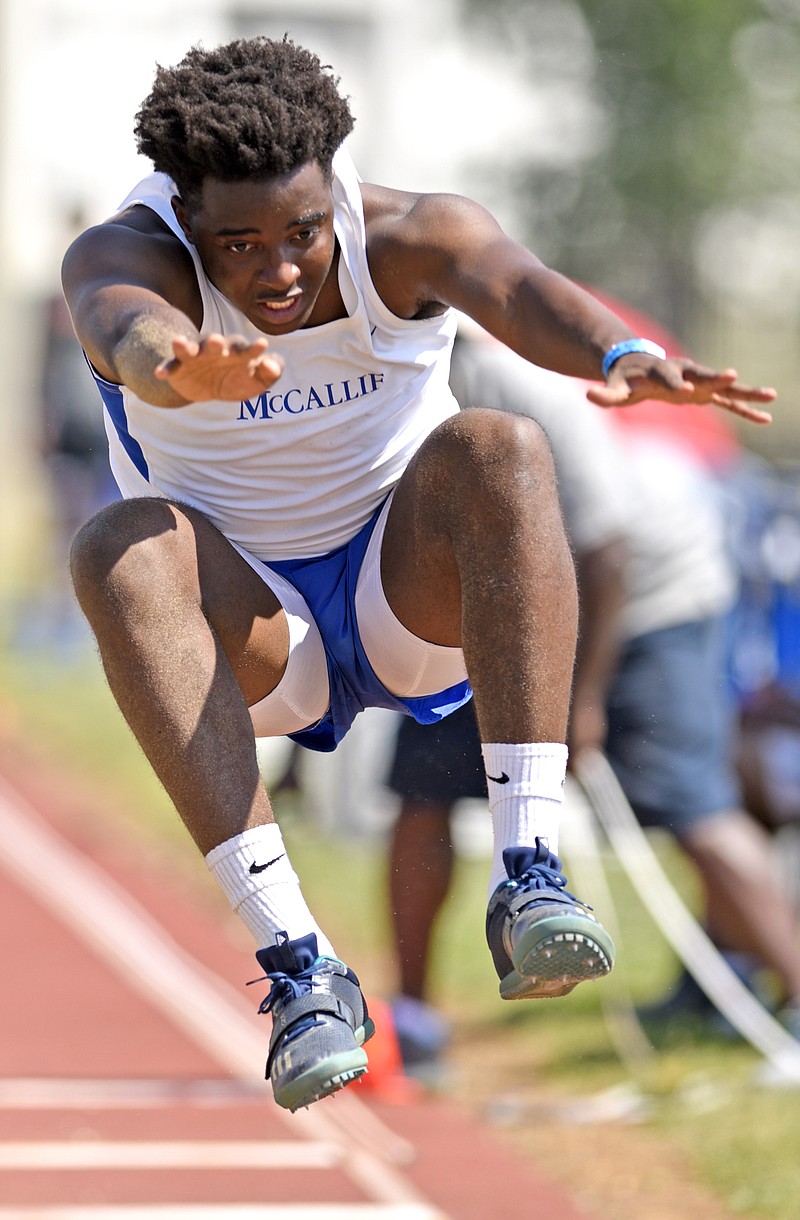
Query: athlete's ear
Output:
[[171, 196, 195, 245]]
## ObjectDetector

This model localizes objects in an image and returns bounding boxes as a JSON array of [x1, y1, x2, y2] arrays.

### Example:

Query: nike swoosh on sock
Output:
[[249, 853, 286, 875]]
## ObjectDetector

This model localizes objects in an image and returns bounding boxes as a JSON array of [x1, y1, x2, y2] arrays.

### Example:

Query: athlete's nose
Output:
[[257, 255, 301, 296]]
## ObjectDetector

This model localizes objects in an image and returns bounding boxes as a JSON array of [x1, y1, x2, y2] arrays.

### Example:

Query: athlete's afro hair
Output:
[[134, 36, 355, 207]]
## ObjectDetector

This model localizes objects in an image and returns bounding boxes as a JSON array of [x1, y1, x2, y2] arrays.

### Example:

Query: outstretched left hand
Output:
[[587, 353, 775, 424], [154, 333, 284, 404]]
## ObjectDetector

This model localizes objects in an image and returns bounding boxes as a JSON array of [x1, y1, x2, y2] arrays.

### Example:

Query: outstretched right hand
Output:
[[587, 353, 775, 424], [155, 333, 284, 403]]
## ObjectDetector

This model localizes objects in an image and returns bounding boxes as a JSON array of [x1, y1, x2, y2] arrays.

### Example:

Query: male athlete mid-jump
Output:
[[62, 36, 774, 1111]]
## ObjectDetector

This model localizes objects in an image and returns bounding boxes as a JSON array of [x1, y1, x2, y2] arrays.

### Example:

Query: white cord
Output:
[[561, 775, 655, 1071], [573, 749, 800, 1085]]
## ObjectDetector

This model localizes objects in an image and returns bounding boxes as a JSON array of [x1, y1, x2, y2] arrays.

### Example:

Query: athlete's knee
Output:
[[70, 498, 190, 605], [428, 407, 556, 494]]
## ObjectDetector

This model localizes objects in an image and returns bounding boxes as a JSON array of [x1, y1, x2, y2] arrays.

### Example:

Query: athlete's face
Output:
[[175, 162, 337, 335]]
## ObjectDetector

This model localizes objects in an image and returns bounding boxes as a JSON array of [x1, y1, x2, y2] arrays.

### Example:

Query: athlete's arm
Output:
[[62, 214, 283, 407], [363, 187, 774, 423]]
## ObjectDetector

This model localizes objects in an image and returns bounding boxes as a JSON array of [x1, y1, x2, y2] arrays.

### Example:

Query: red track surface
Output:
[[0, 763, 599, 1219]]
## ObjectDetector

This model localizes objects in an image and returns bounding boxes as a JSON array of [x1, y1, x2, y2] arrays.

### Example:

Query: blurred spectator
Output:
[[20, 279, 116, 656], [386, 326, 800, 1074]]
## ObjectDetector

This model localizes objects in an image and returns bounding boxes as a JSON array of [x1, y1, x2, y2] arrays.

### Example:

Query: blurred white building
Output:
[[2, 0, 601, 285]]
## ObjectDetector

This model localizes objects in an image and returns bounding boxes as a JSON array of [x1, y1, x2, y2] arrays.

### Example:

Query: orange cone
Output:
[[359, 996, 423, 1103]]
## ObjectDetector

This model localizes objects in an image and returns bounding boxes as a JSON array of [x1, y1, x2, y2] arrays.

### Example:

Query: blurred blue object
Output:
[[724, 459, 800, 702]]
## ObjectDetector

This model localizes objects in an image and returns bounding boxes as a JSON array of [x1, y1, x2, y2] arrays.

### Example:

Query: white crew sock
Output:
[[205, 823, 337, 959], [481, 742, 568, 897]]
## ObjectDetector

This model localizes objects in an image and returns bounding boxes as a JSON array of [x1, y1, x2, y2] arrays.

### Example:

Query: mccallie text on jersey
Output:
[[238, 371, 386, 421]]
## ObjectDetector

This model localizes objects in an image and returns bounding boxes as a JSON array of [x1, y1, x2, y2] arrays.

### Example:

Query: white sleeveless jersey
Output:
[[95, 148, 459, 560]]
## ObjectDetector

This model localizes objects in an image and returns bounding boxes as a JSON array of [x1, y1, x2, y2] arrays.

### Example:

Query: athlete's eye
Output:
[[226, 241, 256, 254]]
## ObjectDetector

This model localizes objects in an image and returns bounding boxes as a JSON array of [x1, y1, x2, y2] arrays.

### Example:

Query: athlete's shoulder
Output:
[[66, 205, 189, 271], [62, 206, 198, 310], [361, 182, 490, 247], [359, 183, 501, 319]]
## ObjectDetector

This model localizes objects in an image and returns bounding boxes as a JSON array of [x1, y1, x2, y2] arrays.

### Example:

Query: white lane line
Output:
[[0, 1208, 438, 1219], [0, 1078, 265, 1109], [0, 778, 270, 1082], [0, 776, 428, 1210], [0, 1140, 343, 1169]]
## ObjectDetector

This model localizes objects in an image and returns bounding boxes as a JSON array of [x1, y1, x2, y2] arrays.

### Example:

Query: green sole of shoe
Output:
[[273, 1046, 370, 1112], [500, 917, 615, 1001]]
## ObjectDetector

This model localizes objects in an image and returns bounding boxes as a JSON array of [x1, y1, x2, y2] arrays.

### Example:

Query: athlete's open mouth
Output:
[[256, 293, 304, 324]]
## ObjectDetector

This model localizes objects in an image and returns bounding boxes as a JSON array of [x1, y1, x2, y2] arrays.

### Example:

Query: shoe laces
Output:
[[504, 842, 581, 903], [257, 967, 317, 1017], [513, 863, 576, 898], [251, 961, 333, 1062]]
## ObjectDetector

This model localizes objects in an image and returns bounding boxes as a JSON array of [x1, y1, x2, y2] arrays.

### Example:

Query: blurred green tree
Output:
[[460, 0, 800, 340]]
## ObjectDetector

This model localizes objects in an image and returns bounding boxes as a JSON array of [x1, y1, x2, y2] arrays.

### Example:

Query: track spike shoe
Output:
[[486, 840, 615, 1000], [255, 931, 375, 1111]]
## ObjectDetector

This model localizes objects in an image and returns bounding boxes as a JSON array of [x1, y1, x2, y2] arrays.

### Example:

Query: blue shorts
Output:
[[605, 616, 741, 833], [268, 503, 472, 753]]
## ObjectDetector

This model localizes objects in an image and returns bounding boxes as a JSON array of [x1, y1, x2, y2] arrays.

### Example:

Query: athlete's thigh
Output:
[[379, 419, 468, 648], [380, 407, 548, 646], [166, 502, 291, 707]]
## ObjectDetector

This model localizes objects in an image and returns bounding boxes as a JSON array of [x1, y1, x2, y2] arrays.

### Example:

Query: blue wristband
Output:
[[601, 338, 667, 379]]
